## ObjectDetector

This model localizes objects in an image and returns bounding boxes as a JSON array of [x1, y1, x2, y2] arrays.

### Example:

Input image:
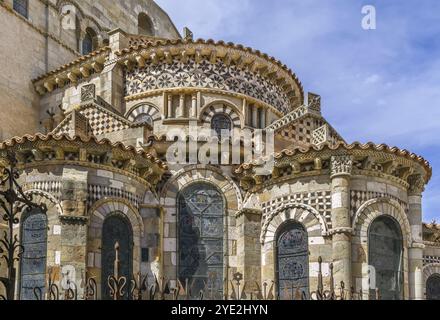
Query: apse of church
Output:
[[0, 0, 439, 301]]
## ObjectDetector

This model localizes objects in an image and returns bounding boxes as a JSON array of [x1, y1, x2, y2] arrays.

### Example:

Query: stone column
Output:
[[236, 209, 262, 294], [59, 168, 89, 299], [407, 175, 425, 300], [330, 155, 353, 292], [191, 93, 197, 118], [177, 94, 185, 118], [252, 106, 258, 128], [167, 94, 173, 118]]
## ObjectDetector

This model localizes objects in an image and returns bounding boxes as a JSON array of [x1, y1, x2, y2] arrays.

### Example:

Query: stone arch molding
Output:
[[88, 198, 144, 237], [423, 263, 440, 282], [261, 202, 328, 244], [352, 197, 412, 247], [199, 101, 242, 129], [17, 189, 64, 217], [159, 165, 243, 211], [126, 103, 161, 123]]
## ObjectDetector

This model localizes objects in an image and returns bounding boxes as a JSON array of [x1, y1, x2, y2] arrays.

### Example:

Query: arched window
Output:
[[178, 183, 224, 299], [101, 214, 133, 300], [427, 274, 440, 300], [19, 208, 47, 300], [368, 216, 403, 300], [211, 114, 232, 137], [13, 0, 28, 18], [138, 13, 154, 36], [82, 27, 97, 55], [134, 113, 153, 126], [276, 221, 309, 299]]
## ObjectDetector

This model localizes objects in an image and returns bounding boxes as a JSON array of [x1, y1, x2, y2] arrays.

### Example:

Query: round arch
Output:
[[87, 198, 144, 297], [352, 197, 412, 247], [423, 263, 440, 299], [160, 164, 242, 210], [126, 102, 161, 124], [261, 201, 328, 245], [199, 100, 243, 129]]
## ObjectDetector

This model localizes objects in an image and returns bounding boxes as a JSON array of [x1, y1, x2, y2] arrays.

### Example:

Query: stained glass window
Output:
[[211, 114, 232, 138], [276, 221, 309, 299], [178, 183, 224, 299], [368, 216, 403, 300], [20, 208, 47, 300], [427, 274, 440, 300], [13, 0, 28, 18], [101, 214, 133, 300], [82, 28, 96, 55], [134, 113, 153, 126]]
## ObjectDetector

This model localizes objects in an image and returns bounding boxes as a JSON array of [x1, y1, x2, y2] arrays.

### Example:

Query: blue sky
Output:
[[156, 0, 440, 222]]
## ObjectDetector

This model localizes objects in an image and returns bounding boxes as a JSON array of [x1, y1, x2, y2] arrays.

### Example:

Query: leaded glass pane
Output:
[[13, 0, 28, 18], [101, 214, 133, 300], [427, 274, 440, 300], [134, 113, 153, 126], [20, 208, 47, 300], [368, 216, 403, 300], [211, 114, 232, 137], [178, 183, 224, 299], [276, 221, 309, 299]]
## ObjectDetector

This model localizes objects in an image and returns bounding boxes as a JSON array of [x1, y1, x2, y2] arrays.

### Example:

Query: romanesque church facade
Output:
[[0, 0, 439, 300]]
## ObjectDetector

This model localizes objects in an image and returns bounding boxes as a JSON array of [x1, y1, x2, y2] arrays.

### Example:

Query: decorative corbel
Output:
[[80, 65, 91, 78], [43, 80, 55, 93], [55, 147, 65, 160], [55, 76, 66, 88], [67, 72, 78, 84], [164, 51, 173, 64], [91, 61, 103, 73], [291, 161, 301, 174], [181, 50, 189, 64], [314, 157, 323, 170], [195, 50, 203, 63], [210, 50, 217, 64], [398, 166, 414, 181], [382, 160, 398, 175], [31, 149, 44, 161], [79, 148, 87, 162], [150, 52, 159, 64]]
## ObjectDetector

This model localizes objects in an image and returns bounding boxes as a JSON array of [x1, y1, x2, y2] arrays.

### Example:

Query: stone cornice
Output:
[[33, 47, 110, 94], [0, 133, 167, 187]]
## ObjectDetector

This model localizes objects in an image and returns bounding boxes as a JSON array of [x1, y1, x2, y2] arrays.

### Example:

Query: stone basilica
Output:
[[0, 0, 439, 300]]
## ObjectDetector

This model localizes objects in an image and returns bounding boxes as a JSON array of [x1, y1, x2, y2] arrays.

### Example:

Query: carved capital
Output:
[[408, 174, 425, 195], [330, 155, 353, 178]]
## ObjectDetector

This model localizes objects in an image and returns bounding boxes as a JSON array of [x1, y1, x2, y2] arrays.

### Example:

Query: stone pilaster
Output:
[[236, 209, 262, 292], [60, 168, 89, 298], [407, 174, 425, 300], [330, 155, 353, 291]]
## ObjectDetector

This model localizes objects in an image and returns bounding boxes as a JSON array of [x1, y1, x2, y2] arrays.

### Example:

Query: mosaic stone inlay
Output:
[[125, 57, 292, 114]]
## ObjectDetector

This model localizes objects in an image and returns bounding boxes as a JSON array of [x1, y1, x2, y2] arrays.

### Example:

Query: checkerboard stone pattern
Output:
[[350, 190, 409, 217], [261, 191, 332, 229], [54, 105, 131, 137], [424, 255, 440, 266]]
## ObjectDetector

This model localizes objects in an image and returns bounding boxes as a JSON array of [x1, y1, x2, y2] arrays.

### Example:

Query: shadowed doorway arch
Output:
[[368, 215, 403, 300], [101, 213, 133, 300], [427, 274, 440, 300]]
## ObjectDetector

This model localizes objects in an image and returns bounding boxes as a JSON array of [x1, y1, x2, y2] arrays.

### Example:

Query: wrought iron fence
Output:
[[30, 243, 380, 301]]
